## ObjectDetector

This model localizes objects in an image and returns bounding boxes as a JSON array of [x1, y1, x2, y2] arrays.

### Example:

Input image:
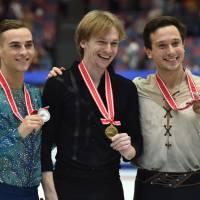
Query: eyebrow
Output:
[[157, 38, 181, 43], [97, 37, 119, 42], [9, 40, 34, 45]]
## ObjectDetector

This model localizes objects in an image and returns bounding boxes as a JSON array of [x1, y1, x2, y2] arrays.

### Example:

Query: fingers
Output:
[[47, 70, 58, 79], [110, 133, 131, 151], [20, 115, 44, 135], [18, 114, 46, 138], [60, 67, 66, 71], [110, 133, 136, 160], [47, 67, 65, 79], [24, 115, 44, 125]]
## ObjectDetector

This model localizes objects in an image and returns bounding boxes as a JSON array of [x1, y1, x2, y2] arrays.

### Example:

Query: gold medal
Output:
[[79, 61, 121, 134], [105, 124, 118, 139]]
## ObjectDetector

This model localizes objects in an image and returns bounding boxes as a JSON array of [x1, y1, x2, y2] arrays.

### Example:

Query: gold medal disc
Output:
[[105, 124, 118, 139]]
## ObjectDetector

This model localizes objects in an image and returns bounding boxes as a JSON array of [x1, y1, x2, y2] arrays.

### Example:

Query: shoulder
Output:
[[45, 62, 79, 88], [42, 67, 77, 103], [114, 73, 137, 90], [133, 74, 156, 90], [26, 83, 40, 90], [25, 84, 42, 107], [26, 83, 41, 96], [133, 74, 155, 86], [192, 73, 200, 84], [186, 69, 200, 87], [132, 74, 162, 99], [44, 69, 71, 91]]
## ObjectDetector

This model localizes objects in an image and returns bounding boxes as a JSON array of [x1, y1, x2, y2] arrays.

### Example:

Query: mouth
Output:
[[164, 56, 179, 62], [16, 58, 30, 63], [98, 54, 112, 61]]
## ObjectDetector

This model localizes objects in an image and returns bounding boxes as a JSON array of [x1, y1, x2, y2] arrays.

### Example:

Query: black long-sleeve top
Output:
[[41, 62, 142, 173]]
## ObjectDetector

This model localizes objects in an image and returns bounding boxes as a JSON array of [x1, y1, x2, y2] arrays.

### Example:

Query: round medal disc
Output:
[[105, 124, 118, 139], [38, 108, 50, 122]]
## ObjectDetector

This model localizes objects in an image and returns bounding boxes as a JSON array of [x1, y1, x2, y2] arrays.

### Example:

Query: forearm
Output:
[[42, 171, 58, 200]]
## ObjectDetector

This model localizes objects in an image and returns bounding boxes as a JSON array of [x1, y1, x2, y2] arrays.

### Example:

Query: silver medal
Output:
[[38, 108, 50, 122]]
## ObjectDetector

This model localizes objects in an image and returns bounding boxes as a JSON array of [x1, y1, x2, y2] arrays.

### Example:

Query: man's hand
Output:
[[18, 115, 44, 138], [47, 67, 65, 79], [110, 133, 136, 160]]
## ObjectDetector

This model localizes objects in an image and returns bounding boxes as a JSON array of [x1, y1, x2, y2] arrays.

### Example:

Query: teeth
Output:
[[165, 58, 177, 61], [16, 58, 29, 62], [100, 55, 110, 59]]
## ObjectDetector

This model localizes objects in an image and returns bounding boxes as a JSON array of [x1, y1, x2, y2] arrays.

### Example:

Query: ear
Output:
[[144, 47, 152, 59], [80, 40, 86, 49]]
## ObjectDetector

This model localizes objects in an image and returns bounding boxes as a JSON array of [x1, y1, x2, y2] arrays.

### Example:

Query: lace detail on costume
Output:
[[162, 92, 180, 149]]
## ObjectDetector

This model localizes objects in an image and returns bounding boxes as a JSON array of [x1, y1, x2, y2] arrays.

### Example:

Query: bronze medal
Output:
[[105, 124, 118, 139]]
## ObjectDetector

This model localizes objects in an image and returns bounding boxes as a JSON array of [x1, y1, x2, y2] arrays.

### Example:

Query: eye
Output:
[[10, 44, 21, 49], [111, 41, 119, 47], [25, 42, 34, 49], [158, 44, 165, 49], [97, 40, 106, 45], [172, 41, 180, 47]]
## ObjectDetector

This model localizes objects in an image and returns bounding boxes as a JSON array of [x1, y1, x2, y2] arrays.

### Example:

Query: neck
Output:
[[157, 67, 185, 91], [0, 68, 24, 89], [82, 60, 105, 88]]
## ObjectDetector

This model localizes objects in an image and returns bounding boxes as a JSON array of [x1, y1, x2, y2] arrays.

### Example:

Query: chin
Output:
[[17, 67, 29, 72], [163, 63, 180, 70]]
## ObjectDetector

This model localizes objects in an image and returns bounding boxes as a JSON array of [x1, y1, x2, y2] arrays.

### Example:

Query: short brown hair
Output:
[[0, 19, 29, 43], [0, 19, 27, 33], [75, 10, 126, 58], [143, 16, 187, 49]]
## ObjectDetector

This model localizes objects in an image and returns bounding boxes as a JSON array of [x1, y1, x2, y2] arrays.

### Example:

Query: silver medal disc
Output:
[[38, 108, 50, 122]]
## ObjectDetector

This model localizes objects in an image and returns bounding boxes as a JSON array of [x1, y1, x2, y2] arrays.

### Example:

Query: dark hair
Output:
[[0, 19, 27, 34], [143, 16, 187, 49]]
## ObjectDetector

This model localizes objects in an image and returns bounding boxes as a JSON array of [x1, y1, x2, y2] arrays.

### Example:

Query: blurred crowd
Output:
[[0, 0, 57, 71], [85, 0, 200, 71], [1, 0, 200, 71]]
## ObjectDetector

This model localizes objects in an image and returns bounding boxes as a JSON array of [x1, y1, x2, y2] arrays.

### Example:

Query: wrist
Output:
[[124, 146, 136, 160], [18, 127, 27, 138]]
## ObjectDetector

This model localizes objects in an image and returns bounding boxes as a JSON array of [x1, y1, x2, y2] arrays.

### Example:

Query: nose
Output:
[[104, 43, 112, 53], [20, 46, 28, 55], [167, 45, 175, 55]]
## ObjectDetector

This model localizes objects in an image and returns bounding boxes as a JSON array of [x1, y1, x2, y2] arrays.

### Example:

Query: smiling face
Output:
[[0, 27, 35, 74], [80, 26, 119, 72], [145, 25, 185, 73]]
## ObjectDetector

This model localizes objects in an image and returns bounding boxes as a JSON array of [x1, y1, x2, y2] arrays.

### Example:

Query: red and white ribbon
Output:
[[0, 71, 34, 121], [79, 61, 121, 126], [155, 71, 200, 111]]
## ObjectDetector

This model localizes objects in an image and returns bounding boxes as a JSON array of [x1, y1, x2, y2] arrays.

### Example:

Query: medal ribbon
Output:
[[155, 71, 200, 111], [79, 61, 121, 126], [0, 71, 34, 121]]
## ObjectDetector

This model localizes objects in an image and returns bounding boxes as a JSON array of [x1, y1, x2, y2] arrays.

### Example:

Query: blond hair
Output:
[[75, 10, 126, 58]]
